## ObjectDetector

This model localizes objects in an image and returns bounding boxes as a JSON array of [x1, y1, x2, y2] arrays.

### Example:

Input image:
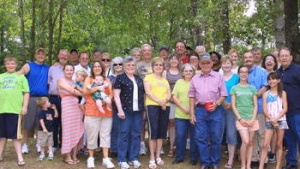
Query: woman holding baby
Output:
[[83, 61, 115, 169]]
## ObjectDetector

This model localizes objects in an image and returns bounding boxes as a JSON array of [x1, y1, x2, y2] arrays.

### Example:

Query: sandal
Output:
[[74, 159, 80, 164], [64, 159, 75, 165], [167, 150, 174, 158], [149, 160, 157, 169], [17, 161, 26, 166], [224, 163, 233, 169], [156, 158, 164, 166]]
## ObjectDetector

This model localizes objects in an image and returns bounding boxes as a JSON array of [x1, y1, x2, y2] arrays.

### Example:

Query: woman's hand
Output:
[[117, 109, 126, 119], [223, 101, 231, 110], [239, 119, 249, 127], [247, 119, 255, 127], [97, 85, 104, 91], [190, 113, 196, 125]]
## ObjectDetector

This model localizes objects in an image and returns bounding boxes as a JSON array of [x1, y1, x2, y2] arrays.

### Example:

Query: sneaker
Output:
[[87, 157, 95, 168], [47, 152, 54, 160], [39, 153, 45, 161], [36, 144, 41, 153], [268, 153, 276, 163], [129, 160, 141, 168], [139, 142, 147, 155], [102, 157, 115, 168], [160, 149, 165, 155], [22, 144, 29, 154], [118, 162, 130, 169]]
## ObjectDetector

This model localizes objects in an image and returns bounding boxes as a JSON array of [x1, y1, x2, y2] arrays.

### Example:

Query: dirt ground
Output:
[[0, 140, 279, 169]]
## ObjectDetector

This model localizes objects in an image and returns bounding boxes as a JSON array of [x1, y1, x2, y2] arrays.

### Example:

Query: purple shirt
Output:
[[188, 70, 227, 105], [48, 63, 64, 95]]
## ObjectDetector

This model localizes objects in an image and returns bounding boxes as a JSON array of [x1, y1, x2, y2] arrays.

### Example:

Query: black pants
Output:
[[49, 95, 62, 148]]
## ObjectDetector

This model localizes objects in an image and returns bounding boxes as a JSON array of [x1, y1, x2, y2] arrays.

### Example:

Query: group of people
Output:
[[0, 41, 299, 169]]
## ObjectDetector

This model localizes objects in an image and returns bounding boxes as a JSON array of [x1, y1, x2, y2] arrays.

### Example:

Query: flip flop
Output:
[[17, 161, 26, 166], [64, 159, 75, 165], [74, 159, 80, 164]]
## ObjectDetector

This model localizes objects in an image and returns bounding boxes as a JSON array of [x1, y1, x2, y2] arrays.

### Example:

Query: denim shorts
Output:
[[265, 120, 289, 130]]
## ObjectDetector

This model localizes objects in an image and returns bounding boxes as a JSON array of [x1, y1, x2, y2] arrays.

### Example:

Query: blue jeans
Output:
[[194, 107, 223, 167], [224, 108, 237, 145], [174, 118, 199, 162], [285, 114, 300, 165], [110, 106, 119, 153], [117, 112, 142, 162]]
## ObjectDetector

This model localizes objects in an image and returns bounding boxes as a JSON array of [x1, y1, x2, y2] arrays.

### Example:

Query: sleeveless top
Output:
[[26, 62, 49, 96], [266, 90, 286, 121], [166, 70, 182, 90]]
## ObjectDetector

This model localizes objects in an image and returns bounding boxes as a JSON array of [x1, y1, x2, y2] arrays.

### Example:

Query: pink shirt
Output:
[[188, 70, 227, 105]]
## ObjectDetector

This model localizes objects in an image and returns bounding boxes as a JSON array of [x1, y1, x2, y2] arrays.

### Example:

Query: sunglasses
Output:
[[113, 63, 123, 66], [102, 59, 111, 62]]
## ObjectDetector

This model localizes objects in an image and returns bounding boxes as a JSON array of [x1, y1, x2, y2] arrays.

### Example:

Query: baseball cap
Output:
[[200, 53, 211, 61]]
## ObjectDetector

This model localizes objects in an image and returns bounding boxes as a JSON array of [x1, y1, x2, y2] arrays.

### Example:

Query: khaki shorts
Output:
[[84, 116, 112, 149], [37, 131, 54, 147]]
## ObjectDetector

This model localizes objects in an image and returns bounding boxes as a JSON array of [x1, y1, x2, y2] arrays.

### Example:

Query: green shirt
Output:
[[230, 84, 257, 120], [0, 73, 29, 114], [172, 79, 190, 119]]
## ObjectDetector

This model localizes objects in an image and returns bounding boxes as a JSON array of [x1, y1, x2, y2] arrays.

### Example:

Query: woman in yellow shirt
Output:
[[144, 57, 171, 169]]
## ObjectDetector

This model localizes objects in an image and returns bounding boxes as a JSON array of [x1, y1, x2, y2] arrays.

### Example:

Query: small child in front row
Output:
[[88, 75, 111, 113], [259, 72, 288, 169], [36, 97, 58, 161], [74, 71, 88, 111]]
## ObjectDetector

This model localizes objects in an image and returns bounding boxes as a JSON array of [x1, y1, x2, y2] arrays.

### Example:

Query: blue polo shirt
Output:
[[277, 62, 300, 116], [248, 66, 268, 114]]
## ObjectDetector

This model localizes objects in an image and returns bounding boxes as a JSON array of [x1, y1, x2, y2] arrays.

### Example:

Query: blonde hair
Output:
[[76, 70, 88, 79], [36, 97, 49, 108], [220, 55, 233, 65], [151, 57, 164, 68], [4, 55, 17, 63]]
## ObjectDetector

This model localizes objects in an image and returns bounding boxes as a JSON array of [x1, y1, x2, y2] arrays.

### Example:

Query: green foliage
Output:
[[0, 0, 297, 65]]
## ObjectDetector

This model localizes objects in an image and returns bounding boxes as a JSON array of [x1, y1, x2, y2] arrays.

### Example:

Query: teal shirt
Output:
[[230, 84, 257, 120]]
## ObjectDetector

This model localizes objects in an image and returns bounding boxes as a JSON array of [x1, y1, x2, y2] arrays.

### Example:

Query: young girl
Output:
[[259, 72, 288, 169], [231, 65, 258, 169]]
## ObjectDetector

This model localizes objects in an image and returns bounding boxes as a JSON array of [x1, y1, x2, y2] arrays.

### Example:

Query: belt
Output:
[[196, 103, 205, 108], [49, 95, 60, 98]]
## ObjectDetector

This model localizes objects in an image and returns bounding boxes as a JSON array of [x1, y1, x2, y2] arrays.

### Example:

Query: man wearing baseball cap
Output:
[[188, 53, 227, 169]]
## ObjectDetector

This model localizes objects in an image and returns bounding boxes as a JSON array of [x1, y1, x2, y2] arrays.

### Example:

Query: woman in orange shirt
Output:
[[83, 61, 115, 169]]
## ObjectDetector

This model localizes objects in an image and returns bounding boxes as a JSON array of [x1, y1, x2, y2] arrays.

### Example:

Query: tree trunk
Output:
[[190, 0, 203, 46], [274, 1, 285, 49], [221, 0, 231, 54], [48, 0, 54, 64], [18, 0, 27, 61], [30, 0, 36, 59], [284, 0, 300, 62], [56, 0, 65, 57], [0, 26, 4, 55]]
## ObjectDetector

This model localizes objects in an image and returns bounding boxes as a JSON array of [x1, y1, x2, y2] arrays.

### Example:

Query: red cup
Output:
[[205, 101, 214, 112]]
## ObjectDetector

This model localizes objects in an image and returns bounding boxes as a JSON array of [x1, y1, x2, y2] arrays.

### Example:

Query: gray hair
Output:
[[181, 63, 196, 78], [123, 55, 136, 64], [111, 56, 124, 74], [141, 44, 153, 52], [195, 45, 206, 52], [130, 47, 141, 55]]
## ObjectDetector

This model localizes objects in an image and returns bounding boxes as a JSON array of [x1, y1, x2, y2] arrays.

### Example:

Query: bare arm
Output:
[[144, 81, 167, 107], [274, 91, 288, 120], [21, 92, 29, 115], [173, 94, 189, 114], [39, 119, 48, 133], [113, 89, 125, 119], [257, 86, 267, 98], [18, 63, 30, 75], [189, 97, 196, 124], [251, 94, 258, 120], [58, 78, 82, 96], [262, 92, 271, 119]]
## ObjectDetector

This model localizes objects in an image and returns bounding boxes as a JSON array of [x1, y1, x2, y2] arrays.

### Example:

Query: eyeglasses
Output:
[[102, 59, 111, 62], [239, 71, 249, 74], [113, 63, 123, 66], [175, 46, 185, 49], [154, 64, 163, 67], [279, 55, 290, 58]]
